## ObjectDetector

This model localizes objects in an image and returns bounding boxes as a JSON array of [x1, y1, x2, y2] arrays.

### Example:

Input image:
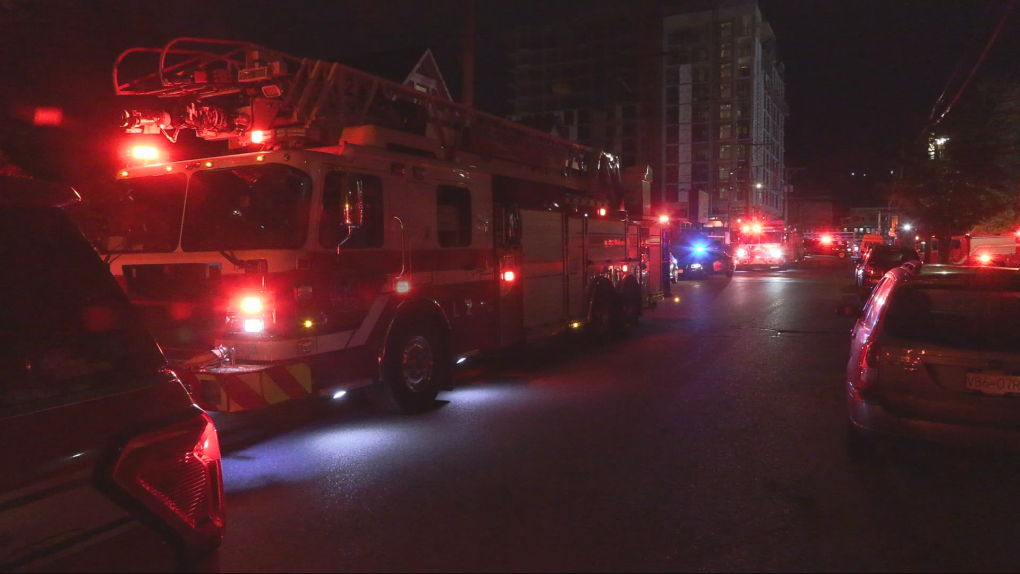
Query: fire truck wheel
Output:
[[587, 289, 614, 343], [373, 321, 446, 414], [612, 283, 642, 337]]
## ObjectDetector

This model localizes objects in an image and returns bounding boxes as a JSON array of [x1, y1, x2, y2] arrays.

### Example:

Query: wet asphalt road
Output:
[[209, 259, 1020, 573]]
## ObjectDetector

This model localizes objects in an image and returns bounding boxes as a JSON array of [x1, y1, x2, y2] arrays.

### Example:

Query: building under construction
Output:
[[506, 0, 789, 233]]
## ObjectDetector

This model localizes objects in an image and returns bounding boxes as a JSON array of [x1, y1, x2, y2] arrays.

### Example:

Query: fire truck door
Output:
[[566, 215, 585, 318], [496, 204, 523, 347], [521, 209, 567, 335]]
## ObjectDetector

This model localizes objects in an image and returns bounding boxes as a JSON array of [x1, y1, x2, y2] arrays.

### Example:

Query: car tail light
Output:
[[111, 412, 225, 557], [854, 339, 881, 400]]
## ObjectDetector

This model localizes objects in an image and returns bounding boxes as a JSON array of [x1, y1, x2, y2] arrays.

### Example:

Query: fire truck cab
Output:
[[732, 219, 791, 270]]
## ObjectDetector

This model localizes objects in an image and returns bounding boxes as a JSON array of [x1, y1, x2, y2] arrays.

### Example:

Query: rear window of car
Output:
[[0, 208, 167, 418], [882, 284, 1020, 352], [869, 249, 918, 266]]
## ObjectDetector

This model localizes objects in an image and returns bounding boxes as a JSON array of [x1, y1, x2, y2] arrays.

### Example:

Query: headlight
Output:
[[736, 249, 748, 259], [691, 263, 703, 269], [769, 247, 783, 258]]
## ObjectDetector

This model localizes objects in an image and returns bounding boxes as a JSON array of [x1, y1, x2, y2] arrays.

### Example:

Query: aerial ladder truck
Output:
[[100, 38, 667, 414]]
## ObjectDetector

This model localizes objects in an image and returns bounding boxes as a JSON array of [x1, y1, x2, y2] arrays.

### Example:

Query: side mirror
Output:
[[835, 304, 862, 318], [342, 176, 364, 229]]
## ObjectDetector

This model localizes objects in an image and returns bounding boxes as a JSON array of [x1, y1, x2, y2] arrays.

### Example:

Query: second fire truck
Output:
[[733, 219, 795, 270], [96, 38, 667, 414]]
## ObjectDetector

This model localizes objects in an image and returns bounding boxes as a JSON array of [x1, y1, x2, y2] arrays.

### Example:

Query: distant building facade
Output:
[[840, 206, 899, 242], [506, 0, 788, 229], [788, 196, 835, 233]]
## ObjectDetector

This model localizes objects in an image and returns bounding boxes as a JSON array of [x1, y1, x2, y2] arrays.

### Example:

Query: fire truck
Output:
[[732, 219, 794, 270], [948, 233, 1020, 266], [99, 38, 667, 414]]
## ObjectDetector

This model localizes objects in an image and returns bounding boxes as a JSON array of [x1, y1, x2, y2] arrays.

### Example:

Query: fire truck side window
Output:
[[437, 186, 472, 247], [320, 171, 384, 249]]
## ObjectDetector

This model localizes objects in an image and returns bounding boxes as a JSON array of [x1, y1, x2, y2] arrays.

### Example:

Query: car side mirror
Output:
[[835, 304, 862, 318]]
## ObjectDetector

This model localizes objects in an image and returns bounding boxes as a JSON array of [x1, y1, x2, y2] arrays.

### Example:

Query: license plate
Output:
[[965, 372, 1020, 396]]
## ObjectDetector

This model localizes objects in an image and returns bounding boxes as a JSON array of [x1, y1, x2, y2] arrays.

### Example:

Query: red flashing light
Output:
[[741, 225, 751, 233], [598, 207, 607, 217], [250, 130, 265, 144], [821, 235, 833, 244], [622, 264, 629, 273], [501, 270, 516, 282], [978, 253, 992, 264], [396, 279, 411, 294], [239, 296, 263, 315], [131, 145, 161, 161], [33, 107, 64, 127], [659, 215, 670, 224], [752, 224, 762, 234]]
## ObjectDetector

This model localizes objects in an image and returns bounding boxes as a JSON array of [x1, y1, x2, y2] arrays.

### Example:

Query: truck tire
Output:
[[370, 320, 446, 414], [612, 283, 642, 338], [587, 287, 613, 343]]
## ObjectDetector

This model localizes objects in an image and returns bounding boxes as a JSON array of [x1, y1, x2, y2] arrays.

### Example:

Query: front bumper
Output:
[[847, 386, 1020, 450]]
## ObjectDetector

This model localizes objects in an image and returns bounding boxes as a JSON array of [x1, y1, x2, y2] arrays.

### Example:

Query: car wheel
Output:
[[370, 320, 445, 414], [846, 422, 878, 462], [725, 266, 734, 278]]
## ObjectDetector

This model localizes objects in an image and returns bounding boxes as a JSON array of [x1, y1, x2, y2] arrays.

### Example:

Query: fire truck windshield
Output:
[[94, 173, 187, 253], [743, 231, 784, 245], [181, 164, 313, 251]]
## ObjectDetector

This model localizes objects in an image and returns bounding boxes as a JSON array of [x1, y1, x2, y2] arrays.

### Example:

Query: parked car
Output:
[[671, 236, 734, 280], [0, 176, 224, 572], [855, 244, 920, 298], [844, 262, 1020, 458]]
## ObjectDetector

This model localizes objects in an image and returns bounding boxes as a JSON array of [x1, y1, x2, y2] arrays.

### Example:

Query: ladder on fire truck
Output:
[[114, 37, 622, 204]]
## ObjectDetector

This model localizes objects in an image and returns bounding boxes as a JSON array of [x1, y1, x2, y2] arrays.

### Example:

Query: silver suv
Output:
[[845, 262, 1020, 457]]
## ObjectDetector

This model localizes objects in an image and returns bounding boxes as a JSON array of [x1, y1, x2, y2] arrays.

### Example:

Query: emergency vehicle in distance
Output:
[[732, 219, 794, 270], [948, 233, 1020, 266], [97, 38, 667, 414]]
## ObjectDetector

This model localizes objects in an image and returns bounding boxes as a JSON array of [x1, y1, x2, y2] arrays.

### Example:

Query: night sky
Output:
[[0, 0, 1014, 207]]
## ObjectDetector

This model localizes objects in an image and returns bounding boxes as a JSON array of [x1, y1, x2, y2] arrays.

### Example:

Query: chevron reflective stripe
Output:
[[178, 362, 314, 413], [346, 294, 390, 349]]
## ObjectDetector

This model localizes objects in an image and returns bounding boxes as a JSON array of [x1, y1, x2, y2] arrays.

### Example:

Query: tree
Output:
[[889, 75, 1020, 261]]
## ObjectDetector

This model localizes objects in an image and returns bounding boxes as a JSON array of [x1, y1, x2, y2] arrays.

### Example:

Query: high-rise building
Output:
[[506, 0, 788, 229]]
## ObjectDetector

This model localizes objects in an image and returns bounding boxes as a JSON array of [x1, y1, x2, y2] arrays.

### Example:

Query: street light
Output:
[[902, 223, 912, 231]]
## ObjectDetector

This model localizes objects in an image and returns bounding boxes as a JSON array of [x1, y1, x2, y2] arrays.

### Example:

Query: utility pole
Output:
[[462, 0, 475, 108]]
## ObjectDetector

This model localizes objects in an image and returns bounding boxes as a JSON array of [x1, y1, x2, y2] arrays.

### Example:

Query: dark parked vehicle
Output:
[[0, 176, 224, 572], [845, 263, 1020, 458], [671, 235, 735, 280], [855, 244, 920, 298]]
